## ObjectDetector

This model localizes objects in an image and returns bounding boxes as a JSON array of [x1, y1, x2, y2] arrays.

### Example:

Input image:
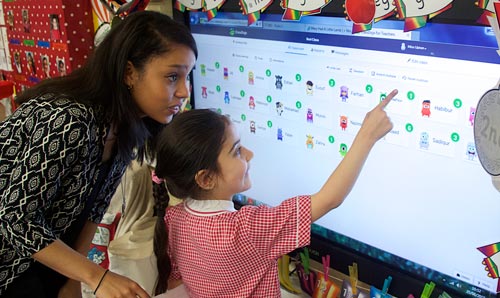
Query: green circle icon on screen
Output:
[[241, 114, 246, 121], [215, 62, 220, 69], [266, 95, 272, 103], [451, 133, 460, 142], [405, 123, 414, 132], [267, 121, 273, 128], [266, 69, 271, 77], [328, 136, 335, 143], [365, 85, 373, 93], [217, 108, 222, 114], [329, 79, 335, 87], [407, 91, 415, 100], [239, 65, 244, 72], [296, 101, 302, 109], [296, 74, 302, 82], [453, 99, 462, 108], [216, 85, 221, 92], [240, 90, 245, 97]]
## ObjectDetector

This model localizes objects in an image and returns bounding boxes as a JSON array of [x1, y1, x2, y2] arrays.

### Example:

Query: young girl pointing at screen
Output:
[[152, 89, 398, 297]]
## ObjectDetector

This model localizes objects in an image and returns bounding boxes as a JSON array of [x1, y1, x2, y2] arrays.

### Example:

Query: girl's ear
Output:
[[195, 169, 216, 190], [124, 61, 137, 89]]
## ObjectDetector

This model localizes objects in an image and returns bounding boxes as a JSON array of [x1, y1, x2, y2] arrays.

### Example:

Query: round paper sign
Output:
[[94, 22, 111, 47], [474, 88, 500, 176]]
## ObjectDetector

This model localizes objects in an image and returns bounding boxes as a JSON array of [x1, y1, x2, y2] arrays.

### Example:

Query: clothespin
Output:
[[420, 281, 435, 298], [438, 291, 452, 298], [299, 248, 310, 275], [297, 248, 316, 295], [278, 255, 302, 294], [322, 255, 330, 280], [348, 262, 358, 295], [382, 276, 392, 298]]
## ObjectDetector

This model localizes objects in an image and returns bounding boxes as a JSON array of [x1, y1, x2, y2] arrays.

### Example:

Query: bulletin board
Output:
[[1, 0, 94, 96]]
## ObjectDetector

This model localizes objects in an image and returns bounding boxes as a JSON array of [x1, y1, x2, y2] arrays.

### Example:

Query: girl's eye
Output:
[[235, 146, 242, 156]]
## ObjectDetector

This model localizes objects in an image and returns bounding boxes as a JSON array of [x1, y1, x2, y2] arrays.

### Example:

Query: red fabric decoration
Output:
[[0, 81, 14, 98], [2, 0, 94, 95], [88, 213, 121, 269]]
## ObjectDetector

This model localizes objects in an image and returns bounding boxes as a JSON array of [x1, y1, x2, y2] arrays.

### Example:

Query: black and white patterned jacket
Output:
[[0, 94, 128, 294]]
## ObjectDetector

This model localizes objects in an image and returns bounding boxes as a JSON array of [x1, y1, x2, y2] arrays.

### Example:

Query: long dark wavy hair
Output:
[[152, 109, 229, 294], [15, 11, 198, 163]]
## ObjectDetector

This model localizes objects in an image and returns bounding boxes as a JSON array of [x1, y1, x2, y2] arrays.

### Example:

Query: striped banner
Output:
[[91, 0, 113, 24]]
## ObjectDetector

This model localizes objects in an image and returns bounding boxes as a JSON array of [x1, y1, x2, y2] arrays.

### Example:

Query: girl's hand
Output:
[[358, 89, 397, 143]]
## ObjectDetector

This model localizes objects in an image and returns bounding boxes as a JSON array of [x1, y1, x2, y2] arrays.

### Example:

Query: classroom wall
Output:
[[147, 0, 173, 17]]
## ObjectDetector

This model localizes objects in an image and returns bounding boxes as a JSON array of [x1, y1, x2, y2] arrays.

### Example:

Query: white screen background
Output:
[[192, 33, 500, 292]]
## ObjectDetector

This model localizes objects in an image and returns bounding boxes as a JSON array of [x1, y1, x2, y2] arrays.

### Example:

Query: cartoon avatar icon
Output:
[[248, 71, 254, 85], [419, 132, 430, 150], [200, 64, 206, 76], [277, 128, 283, 141], [340, 86, 349, 102], [421, 100, 431, 117], [276, 102, 284, 116], [224, 67, 229, 80], [224, 91, 230, 104], [250, 121, 256, 134], [469, 107, 476, 126], [380, 93, 387, 102], [340, 115, 348, 131], [466, 142, 476, 160], [307, 108, 313, 123], [306, 80, 313, 95], [275, 75, 283, 90], [201, 86, 208, 99], [249, 96, 255, 109], [306, 135, 314, 149], [339, 143, 348, 157]]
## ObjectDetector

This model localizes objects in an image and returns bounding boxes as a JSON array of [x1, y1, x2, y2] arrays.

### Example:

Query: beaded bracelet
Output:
[[93, 269, 109, 295]]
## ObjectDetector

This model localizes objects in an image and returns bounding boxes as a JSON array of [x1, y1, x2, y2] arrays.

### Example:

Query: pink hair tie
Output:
[[151, 170, 164, 185]]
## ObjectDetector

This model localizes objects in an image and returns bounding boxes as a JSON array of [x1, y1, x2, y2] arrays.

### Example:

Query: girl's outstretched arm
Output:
[[310, 89, 398, 222]]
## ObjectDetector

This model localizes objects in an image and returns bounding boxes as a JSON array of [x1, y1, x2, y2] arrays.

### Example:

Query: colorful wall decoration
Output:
[[346, 0, 397, 33], [394, 0, 453, 32], [175, 0, 500, 34], [91, 0, 113, 24], [281, 0, 332, 21], [476, 0, 497, 25], [175, 0, 226, 21], [2, 0, 94, 96], [239, 0, 273, 25]]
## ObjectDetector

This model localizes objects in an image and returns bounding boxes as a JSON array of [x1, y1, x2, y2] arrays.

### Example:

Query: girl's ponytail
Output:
[[152, 177, 171, 295]]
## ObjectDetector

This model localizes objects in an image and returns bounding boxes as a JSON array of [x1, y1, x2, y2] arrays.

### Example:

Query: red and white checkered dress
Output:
[[164, 195, 311, 297]]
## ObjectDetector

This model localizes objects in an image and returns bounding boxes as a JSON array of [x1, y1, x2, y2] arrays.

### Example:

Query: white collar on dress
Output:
[[184, 198, 236, 216]]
